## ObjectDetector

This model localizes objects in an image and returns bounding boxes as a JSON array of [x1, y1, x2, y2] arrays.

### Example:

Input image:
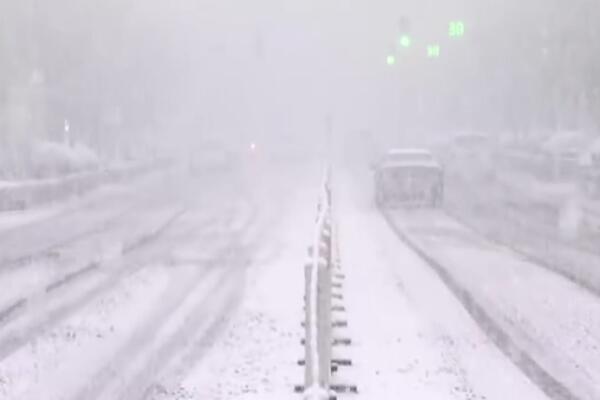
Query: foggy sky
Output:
[[2, 0, 599, 157]]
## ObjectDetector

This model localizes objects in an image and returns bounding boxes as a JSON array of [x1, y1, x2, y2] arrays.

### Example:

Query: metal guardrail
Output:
[[303, 168, 333, 400]]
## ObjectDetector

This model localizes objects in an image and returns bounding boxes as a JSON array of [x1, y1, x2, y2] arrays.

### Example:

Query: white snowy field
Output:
[[334, 168, 548, 400], [387, 205, 600, 400], [0, 161, 320, 400]]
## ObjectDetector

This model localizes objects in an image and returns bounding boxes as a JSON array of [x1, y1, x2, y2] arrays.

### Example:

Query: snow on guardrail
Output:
[[303, 167, 333, 400]]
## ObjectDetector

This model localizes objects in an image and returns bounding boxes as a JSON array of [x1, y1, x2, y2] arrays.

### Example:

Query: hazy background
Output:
[[1, 0, 599, 175]]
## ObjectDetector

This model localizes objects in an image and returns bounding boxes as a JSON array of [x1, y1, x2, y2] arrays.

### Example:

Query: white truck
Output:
[[374, 148, 444, 208]]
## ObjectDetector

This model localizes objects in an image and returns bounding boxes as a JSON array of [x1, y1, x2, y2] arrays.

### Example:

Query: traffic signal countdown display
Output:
[[449, 21, 465, 37], [427, 45, 440, 58]]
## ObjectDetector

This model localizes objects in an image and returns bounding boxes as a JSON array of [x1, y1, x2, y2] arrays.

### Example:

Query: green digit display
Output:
[[427, 45, 440, 58], [449, 21, 465, 37]]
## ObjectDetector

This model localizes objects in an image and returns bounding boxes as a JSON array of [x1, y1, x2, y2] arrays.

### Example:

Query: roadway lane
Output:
[[387, 204, 600, 400], [0, 169, 179, 266], [0, 160, 320, 400], [335, 167, 549, 399]]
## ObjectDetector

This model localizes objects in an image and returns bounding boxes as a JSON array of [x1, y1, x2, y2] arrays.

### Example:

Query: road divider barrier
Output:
[[297, 168, 356, 400]]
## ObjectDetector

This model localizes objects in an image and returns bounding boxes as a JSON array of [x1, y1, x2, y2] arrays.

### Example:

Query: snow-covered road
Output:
[[2, 161, 594, 400], [387, 206, 600, 400], [334, 169, 549, 400], [0, 162, 320, 400]]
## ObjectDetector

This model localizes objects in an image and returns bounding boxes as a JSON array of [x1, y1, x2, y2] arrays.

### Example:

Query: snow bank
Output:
[[0, 160, 169, 211], [444, 173, 600, 296], [30, 141, 101, 178], [541, 131, 589, 154]]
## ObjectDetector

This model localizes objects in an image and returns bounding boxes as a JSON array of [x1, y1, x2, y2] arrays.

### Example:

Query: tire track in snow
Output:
[[77, 190, 282, 400], [0, 207, 224, 362], [381, 209, 581, 400], [137, 206, 285, 400], [0, 194, 152, 271], [124, 270, 242, 400], [74, 267, 228, 400], [0, 167, 185, 270], [69, 203, 261, 400], [0, 207, 186, 328]]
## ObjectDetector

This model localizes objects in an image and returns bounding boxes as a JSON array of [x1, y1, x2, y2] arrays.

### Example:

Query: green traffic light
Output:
[[449, 21, 465, 37], [386, 55, 396, 66], [427, 45, 440, 58], [399, 35, 412, 48]]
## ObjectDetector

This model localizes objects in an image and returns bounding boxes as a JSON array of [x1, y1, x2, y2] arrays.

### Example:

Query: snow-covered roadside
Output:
[[0, 204, 188, 314], [0, 167, 238, 313], [390, 208, 600, 400], [0, 183, 127, 237], [445, 165, 600, 253], [0, 207, 61, 233], [444, 181, 600, 297], [492, 165, 600, 222], [335, 171, 548, 400], [0, 160, 168, 212], [0, 168, 177, 264], [446, 201, 600, 296]]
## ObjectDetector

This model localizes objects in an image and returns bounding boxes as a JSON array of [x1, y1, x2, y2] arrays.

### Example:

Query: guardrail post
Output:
[[302, 167, 334, 400], [304, 263, 315, 388], [321, 216, 333, 386]]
